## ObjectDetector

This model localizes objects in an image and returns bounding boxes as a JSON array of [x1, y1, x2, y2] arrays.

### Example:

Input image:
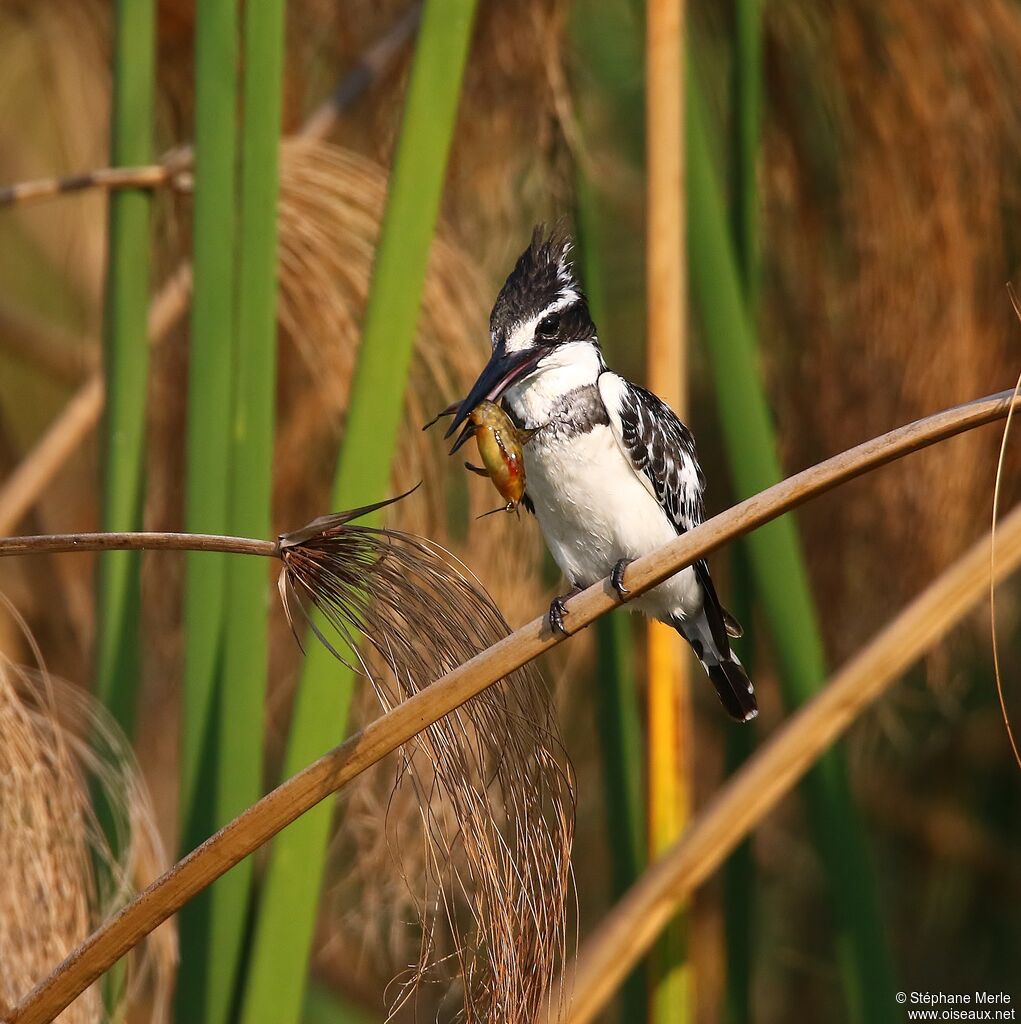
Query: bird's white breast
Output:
[[519, 418, 702, 622], [503, 344, 703, 622]]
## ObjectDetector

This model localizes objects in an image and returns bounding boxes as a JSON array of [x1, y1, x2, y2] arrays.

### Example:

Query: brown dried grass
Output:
[[764, 0, 1021, 664], [0, 609, 174, 1023]]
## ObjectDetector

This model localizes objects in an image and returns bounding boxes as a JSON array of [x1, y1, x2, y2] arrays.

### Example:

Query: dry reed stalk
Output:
[[300, 3, 423, 142], [0, 0, 421, 211], [0, 0, 418, 211], [645, 0, 686, 397], [0, 165, 184, 208], [6, 387, 1017, 1024], [644, 0, 692, 1016], [556, 495, 1021, 1024], [0, 626, 173, 1024]]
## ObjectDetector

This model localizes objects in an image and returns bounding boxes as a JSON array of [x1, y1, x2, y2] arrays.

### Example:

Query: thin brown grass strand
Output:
[[0, 636, 174, 1022], [992, 287, 1021, 770], [279, 520, 575, 1023]]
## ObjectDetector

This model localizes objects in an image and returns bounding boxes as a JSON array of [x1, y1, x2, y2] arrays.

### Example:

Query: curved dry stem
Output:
[[301, 3, 422, 141], [0, 377, 105, 534], [993, 288, 1021, 769], [5, 386, 1020, 1024], [0, 532, 277, 560], [557, 495, 1021, 1024], [0, 299, 98, 384]]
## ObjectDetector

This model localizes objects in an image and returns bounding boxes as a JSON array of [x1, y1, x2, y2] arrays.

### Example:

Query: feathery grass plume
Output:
[[272, 136, 550, 627], [0, 618, 174, 1022], [277, 501, 576, 1023]]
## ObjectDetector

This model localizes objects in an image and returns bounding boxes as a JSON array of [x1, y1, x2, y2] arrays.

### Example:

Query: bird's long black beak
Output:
[[443, 346, 541, 446]]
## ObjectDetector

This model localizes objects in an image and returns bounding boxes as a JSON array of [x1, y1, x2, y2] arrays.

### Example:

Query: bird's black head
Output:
[[444, 225, 598, 440], [488, 224, 596, 351]]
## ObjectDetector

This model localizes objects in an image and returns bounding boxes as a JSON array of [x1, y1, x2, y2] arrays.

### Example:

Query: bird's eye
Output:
[[536, 312, 561, 339]]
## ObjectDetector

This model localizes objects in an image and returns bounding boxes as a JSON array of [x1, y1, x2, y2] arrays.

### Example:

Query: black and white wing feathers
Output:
[[598, 373, 742, 655], [598, 374, 704, 533]]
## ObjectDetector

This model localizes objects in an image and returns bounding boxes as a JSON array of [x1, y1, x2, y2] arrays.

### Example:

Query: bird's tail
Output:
[[672, 611, 757, 723]]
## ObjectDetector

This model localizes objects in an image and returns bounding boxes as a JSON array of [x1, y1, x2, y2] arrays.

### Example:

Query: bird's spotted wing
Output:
[[598, 374, 705, 533], [599, 373, 739, 656]]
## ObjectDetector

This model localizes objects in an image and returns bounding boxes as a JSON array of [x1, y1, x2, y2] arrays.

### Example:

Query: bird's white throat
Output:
[[504, 340, 603, 426]]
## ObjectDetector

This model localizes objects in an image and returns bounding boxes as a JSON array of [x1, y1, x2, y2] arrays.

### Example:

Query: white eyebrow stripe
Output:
[[502, 293, 582, 352]]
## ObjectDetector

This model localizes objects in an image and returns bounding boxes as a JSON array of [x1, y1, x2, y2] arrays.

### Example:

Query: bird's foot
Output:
[[610, 558, 632, 599], [548, 591, 578, 635]]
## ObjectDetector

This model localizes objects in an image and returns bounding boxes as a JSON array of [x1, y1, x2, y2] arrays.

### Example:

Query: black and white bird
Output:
[[446, 226, 756, 722]]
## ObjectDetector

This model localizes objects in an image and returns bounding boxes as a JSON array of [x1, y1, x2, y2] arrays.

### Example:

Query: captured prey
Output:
[[444, 225, 756, 721], [424, 400, 539, 515]]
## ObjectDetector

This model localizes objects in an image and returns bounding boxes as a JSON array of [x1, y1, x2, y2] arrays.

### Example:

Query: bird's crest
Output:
[[489, 223, 585, 340]]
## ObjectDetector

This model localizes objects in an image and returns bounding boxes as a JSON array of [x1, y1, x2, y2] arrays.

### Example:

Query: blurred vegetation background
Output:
[[0, 1, 1018, 1022]]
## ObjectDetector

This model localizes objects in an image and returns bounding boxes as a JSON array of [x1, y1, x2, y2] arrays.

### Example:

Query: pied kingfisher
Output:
[[447, 226, 756, 722]]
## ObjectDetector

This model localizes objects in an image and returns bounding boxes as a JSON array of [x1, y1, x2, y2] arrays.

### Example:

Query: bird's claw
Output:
[[610, 558, 631, 599], [548, 594, 570, 635]]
